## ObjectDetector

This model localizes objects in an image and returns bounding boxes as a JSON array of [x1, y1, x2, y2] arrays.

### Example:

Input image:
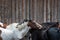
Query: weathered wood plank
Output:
[[0, 0, 59, 24]]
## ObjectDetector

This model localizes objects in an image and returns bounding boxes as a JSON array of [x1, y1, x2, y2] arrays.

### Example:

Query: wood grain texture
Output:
[[0, 0, 59, 24]]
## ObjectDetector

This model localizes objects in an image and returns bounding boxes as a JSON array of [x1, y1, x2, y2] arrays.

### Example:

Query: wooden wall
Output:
[[0, 0, 59, 24]]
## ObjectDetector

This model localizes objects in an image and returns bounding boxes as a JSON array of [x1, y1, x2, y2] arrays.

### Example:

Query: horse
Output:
[[20, 21, 59, 40], [30, 22, 57, 40]]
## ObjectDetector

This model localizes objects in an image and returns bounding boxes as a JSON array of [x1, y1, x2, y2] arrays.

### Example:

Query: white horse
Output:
[[0, 21, 31, 40]]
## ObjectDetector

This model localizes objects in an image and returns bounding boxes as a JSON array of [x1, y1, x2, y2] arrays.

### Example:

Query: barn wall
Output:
[[0, 0, 59, 24]]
